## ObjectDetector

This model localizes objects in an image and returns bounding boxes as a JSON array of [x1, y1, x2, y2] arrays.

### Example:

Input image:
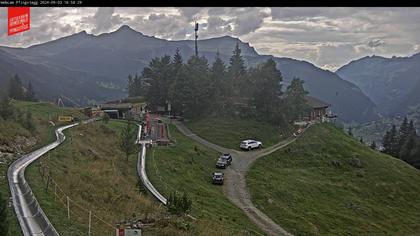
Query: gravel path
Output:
[[173, 121, 296, 236]]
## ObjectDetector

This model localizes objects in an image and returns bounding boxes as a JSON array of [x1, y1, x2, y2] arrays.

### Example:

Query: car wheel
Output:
[[248, 146, 251, 151]]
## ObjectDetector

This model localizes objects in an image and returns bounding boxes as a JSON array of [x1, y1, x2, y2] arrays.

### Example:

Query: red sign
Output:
[[8, 7, 30, 36], [118, 228, 124, 236]]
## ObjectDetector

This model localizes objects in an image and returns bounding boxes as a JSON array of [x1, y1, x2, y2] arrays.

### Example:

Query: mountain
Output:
[[336, 53, 420, 116], [0, 25, 379, 123], [0, 48, 124, 106]]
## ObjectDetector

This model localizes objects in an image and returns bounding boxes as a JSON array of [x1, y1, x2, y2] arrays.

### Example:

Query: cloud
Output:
[[83, 7, 126, 34], [233, 8, 267, 35], [1, 7, 420, 70], [367, 39, 385, 48]]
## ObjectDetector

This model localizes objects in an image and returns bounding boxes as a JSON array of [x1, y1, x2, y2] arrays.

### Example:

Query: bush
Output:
[[167, 191, 192, 215]]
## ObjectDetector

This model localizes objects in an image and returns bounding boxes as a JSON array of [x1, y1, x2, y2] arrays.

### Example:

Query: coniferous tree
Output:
[[172, 48, 183, 75], [248, 59, 284, 124], [210, 50, 229, 114], [383, 125, 400, 157], [0, 95, 13, 120], [228, 43, 246, 96], [398, 117, 410, 155], [119, 121, 136, 161], [348, 126, 353, 137], [359, 137, 364, 144], [285, 77, 309, 122], [127, 74, 134, 97], [382, 130, 391, 154], [183, 56, 212, 118], [370, 141, 377, 150], [8, 74, 24, 100], [408, 120, 417, 137], [25, 82, 36, 101], [168, 49, 184, 113], [143, 55, 173, 109]]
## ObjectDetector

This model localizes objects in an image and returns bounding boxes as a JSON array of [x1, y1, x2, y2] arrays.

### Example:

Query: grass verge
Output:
[[1, 101, 85, 236], [146, 124, 264, 235], [26, 120, 194, 235], [247, 123, 420, 235], [184, 117, 292, 150]]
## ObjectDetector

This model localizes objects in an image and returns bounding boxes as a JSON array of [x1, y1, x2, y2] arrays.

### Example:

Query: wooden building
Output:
[[305, 96, 330, 122]]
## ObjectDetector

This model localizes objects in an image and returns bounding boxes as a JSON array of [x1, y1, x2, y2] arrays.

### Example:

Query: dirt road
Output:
[[174, 121, 295, 236]]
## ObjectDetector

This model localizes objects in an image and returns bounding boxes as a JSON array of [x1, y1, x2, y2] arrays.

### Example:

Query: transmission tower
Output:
[[194, 22, 199, 57]]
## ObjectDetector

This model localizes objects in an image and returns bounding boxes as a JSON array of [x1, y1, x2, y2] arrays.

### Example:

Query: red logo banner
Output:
[[8, 7, 30, 36]]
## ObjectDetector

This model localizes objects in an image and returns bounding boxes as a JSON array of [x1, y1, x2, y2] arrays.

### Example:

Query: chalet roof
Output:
[[305, 96, 330, 109], [100, 103, 132, 110]]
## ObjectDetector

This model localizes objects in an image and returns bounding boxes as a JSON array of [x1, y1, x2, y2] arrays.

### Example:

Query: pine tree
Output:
[[172, 48, 183, 75], [359, 137, 364, 144], [211, 50, 229, 114], [8, 74, 24, 100], [383, 125, 399, 157], [398, 117, 410, 156], [168, 49, 184, 113], [119, 121, 136, 161], [370, 141, 377, 150], [285, 77, 309, 122], [408, 120, 417, 137], [25, 82, 36, 101], [228, 43, 246, 96], [400, 133, 416, 161], [0, 95, 13, 120], [143, 55, 173, 109], [127, 74, 134, 97], [382, 130, 391, 154], [250, 58, 284, 124], [348, 126, 353, 137]]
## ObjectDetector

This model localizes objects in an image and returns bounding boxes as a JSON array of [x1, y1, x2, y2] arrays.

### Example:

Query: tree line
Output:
[[7, 74, 37, 102], [127, 44, 310, 126], [0, 75, 39, 140], [381, 117, 420, 169]]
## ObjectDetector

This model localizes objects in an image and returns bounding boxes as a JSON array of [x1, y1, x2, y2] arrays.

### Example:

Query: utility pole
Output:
[[194, 22, 199, 57]]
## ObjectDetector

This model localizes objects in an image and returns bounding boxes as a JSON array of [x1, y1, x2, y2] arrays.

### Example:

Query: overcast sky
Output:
[[1, 7, 420, 71]]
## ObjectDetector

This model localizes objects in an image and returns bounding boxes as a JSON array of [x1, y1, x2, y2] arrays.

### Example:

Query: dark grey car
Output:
[[219, 153, 232, 165], [212, 172, 224, 185], [216, 159, 228, 169]]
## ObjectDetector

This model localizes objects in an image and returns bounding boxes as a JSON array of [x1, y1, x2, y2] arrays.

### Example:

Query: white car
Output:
[[240, 140, 262, 151]]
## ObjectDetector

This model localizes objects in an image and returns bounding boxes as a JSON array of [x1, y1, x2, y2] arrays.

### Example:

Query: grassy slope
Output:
[[247, 124, 420, 235], [146, 124, 263, 235], [26, 120, 193, 236], [0, 101, 85, 236], [185, 117, 291, 150]]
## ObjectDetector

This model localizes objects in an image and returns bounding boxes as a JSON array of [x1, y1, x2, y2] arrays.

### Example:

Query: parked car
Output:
[[219, 153, 232, 165], [216, 159, 228, 169], [212, 172, 224, 185], [293, 128, 304, 137], [240, 140, 262, 151]]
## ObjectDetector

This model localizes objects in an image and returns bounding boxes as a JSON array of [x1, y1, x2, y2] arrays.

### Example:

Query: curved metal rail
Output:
[[136, 125, 167, 205], [8, 123, 78, 236]]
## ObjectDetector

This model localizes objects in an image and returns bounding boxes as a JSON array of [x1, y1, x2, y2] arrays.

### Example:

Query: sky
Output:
[[1, 7, 420, 71]]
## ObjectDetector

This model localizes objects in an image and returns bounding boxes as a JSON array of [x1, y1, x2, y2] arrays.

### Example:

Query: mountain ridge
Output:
[[0, 26, 379, 123], [337, 51, 420, 117]]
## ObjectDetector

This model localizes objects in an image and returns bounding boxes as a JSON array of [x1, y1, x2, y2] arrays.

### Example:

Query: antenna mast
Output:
[[194, 22, 199, 57]]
